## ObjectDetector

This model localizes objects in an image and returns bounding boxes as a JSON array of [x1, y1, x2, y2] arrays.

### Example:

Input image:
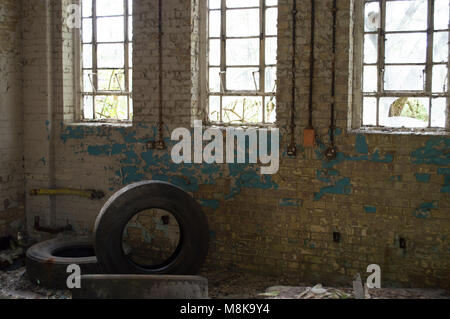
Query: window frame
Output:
[[76, 0, 133, 123], [352, 0, 450, 132], [200, 0, 278, 126]]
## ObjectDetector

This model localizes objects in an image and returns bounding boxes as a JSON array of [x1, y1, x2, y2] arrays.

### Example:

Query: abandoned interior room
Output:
[[0, 0, 449, 301]]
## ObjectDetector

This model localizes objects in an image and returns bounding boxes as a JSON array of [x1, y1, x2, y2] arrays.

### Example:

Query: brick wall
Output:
[[18, 0, 450, 289], [0, 0, 24, 237]]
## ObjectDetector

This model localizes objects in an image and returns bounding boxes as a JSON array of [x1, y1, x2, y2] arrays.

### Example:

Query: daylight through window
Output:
[[80, 0, 133, 121], [361, 0, 449, 129], [207, 0, 278, 125]]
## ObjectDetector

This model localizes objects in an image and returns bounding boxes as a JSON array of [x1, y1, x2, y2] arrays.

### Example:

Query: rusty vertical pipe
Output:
[[156, 0, 166, 150], [330, 0, 338, 146], [288, 0, 298, 156]]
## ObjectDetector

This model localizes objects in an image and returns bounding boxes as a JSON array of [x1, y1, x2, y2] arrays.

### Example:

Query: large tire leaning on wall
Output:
[[26, 237, 99, 289], [94, 181, 209, 275]]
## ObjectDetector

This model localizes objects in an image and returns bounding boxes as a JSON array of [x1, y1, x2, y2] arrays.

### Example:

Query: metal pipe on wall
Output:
[[325, 0, 339, 160], [303, 0, 316, 147], [288, 0, 298, 156], [156, 0, 166, 150]]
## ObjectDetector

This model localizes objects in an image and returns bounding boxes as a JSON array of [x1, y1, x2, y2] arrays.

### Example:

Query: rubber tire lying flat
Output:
[[72, 275, 209, 299], [94, 181, 209, 275], [26, 237, 99, 289]]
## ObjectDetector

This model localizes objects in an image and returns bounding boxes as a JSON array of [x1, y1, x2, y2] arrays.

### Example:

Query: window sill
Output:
[[64, 121, 133, 128], [349, 127, 449, 136], [202, 122, 278, 130]]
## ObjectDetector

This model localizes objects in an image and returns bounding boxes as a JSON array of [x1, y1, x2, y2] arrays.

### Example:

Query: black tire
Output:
[[94, 181, 209, 275], [26, 237, 99, 289]]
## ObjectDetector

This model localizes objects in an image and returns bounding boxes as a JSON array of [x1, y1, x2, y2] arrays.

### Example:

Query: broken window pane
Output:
[[226, 38, 259, 66], [242, 97, 263, 123], [222, 96, 262, 124], [226, 9, 259, 37], [384, 66, 425, 91], [81, 1, 132, 121], [209, 96, 221, 122], [226, 68, 260, 91], [265, 97, 276, 123], [95, 96, 128, 120], [97, 69, 125, 91], [222, 96, 244, 123], [361, 0, 448, 130], [380, 97, 429, 128], [208, 1, 277, 124], [385, 0, 428, 32], [385, 33, 427, 64]]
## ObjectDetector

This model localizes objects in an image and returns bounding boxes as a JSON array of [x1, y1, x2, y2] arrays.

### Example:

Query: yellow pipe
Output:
[[30, 189, 104, 200]]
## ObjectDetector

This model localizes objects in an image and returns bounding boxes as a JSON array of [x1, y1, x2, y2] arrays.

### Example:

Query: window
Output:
[[205, 0, 278, 125], [356, 0, 449, 129], [79, 0, 133, 121]]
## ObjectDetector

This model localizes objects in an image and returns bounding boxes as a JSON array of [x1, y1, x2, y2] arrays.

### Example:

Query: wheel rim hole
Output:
[[53, 246, 96, 258], [122, 209, 181, 269]]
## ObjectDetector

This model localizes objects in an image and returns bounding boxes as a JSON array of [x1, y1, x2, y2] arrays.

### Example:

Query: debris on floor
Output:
[[1, 266, 449, 299], [262, 284, 449, 299], [202, 269, 449, 299], [0, 238, 25, 272], [0, 267, 71, 299]]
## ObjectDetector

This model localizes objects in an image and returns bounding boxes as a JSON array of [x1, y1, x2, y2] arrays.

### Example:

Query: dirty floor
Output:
[[0, 267, 448, 299]]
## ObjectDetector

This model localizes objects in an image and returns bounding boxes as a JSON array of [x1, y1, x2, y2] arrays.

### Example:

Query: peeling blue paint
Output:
[[355, 134, 369, 154], [198, 199, 220, 210], [415, 173, 431, 183], [437, 168, 450, 175], [411, 137, 450, 166], [279, 198, 303, 208], [59, 124, 279, 200], [441, 175, 450, 194], [413, 201, 439, 219], [314, 178, 352, 201], [389, 175, 403, 182], [364, 206, 377, 214]]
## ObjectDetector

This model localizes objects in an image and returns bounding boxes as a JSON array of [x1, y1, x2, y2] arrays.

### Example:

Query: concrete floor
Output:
[[1, 267, 448, 299]]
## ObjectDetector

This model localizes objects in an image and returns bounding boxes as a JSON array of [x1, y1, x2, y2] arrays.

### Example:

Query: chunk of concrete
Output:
[[71, 274, 208, 299]]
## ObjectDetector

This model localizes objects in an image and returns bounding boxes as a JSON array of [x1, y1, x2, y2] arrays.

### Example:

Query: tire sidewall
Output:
[[94, 181, 209, 275]]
